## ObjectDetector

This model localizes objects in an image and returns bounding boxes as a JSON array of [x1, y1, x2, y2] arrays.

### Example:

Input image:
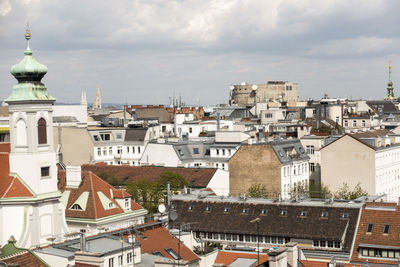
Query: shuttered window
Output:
[[38, 118, 47, 144]]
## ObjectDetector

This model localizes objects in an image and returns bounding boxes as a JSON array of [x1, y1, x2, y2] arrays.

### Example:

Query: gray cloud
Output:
[[0, 0, 400, 105]]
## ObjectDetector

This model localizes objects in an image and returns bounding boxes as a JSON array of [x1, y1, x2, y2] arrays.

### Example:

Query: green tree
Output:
[[309, 182, 332, 199], [158, 171, 188, 191], [247, 184, 269, 198], [334, 182, 368, 200], [126, 179, 163, 213]]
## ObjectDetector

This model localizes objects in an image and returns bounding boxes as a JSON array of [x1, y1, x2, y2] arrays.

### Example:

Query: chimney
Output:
[[328, 256, 336, 267], [286, 242, 298, 267], [66, 166, 82, 187], [268, 248, 287, 267], [217, 111, 221, 131], [80, 232, 86, 252]]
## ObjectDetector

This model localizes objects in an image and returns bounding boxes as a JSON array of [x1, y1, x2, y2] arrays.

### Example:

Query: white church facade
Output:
[[0, 27, 69, 248]]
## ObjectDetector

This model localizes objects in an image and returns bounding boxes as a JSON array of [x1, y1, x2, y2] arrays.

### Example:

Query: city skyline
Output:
[[0, 0, 400, 105]]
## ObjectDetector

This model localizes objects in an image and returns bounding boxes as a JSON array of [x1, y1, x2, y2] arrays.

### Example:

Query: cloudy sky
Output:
[[0, 0, 399, 105]]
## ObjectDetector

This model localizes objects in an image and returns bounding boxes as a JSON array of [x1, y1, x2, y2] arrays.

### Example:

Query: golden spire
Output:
[[389, 61, 392, 82], [25, 22, 31, 41]]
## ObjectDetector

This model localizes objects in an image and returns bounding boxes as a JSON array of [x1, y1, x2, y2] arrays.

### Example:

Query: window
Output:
[[342, 213, 349, 219], [265, 113, 273, 118], [102, 147, 107, 156], [384, 224, 391, 234], [353, 120, 357, 127], [362, 120, 366, 127], [165, 248, 180, 260], [116, 133, 122, 139], [242, 208, 248, 213], [117, 146, 122, 154], [138, 147, 141, 153], [109, 147, 113, 155], [97, 147, 101, 156], [93, 135, 100, 141], [309, 163, 315, 172], [100, 133, 110, 141], [189, 127, 192, 133], [188, 204, 194, 210], [205, 205, 211, 211], [306, 145, 314, 155], [193, 148, 199, 154], [109, 257, 114, 267], [41, 167, 50, 178], [153, 251, 163, 257], [222, 149, 225, 156], [71, 204, 82, 210], [344, 120, 348, 127], [261, 209, 268, 215], [38, 118, 47, 144], [244, 235, 250, 242], [132, 146, 135, 154], [366, 223, 374, 233], [224, 207, 230, 212], [109, 202, 115, 208], [127, 146, 130, 153], [300, 210, 307, 217], [216, 149, 220, 156], [125, 198, 130, 208], [118, 255, 123, 266], [281, 209, 287, 216], [127, 252, 133, 263], [321, 211, 328, 218]]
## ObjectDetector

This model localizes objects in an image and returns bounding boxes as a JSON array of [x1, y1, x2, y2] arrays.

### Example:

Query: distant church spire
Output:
[[80, 91, 87, 106], [385, 61, 396, 100], [93, 87, 102, 109]]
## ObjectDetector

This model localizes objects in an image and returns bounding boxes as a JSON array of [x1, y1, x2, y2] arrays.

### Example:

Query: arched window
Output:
[[38, 118, 47, 144], [16, 119, 27, 146]]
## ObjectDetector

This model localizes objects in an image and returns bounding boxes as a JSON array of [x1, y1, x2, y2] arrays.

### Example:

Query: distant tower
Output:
[[93, 87, 102, 109], [80, 91, 87, 106], [384, 62, 396, 100]]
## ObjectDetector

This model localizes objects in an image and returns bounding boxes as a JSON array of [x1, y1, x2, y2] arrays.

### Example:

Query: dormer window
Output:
[[281, 209, 287, 216], [224, 207, 230, 212], [71, 204, 83, 210], [188, 204, 194, 210], [205, 205, 211, 211], [108, 202, 115, 208], [366, 223, 374, 233], [321, 211, 328, 218], [300, 210, 307, 217], [124, 198, 130, 208], [261, 209, 268, 215], [242, 208, 248, 213], [342, 213, 349, 219], [384, 224, 390, 234]]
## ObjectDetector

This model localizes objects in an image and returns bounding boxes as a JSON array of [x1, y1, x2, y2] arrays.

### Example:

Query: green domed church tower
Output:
[[384, 62, 396, 100]]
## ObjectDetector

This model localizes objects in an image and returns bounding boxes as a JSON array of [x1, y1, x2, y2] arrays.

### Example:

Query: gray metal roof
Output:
[[268, 139, 309, 164], [69, 237, 132, 254], [36, 246, 75, 259]]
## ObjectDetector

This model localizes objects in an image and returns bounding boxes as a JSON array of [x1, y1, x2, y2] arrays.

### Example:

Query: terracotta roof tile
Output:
[[0, 142, 10, 153], [82, 164, 217, 188], [58, 170, 144, 220], [351, 202, 400, 265], [2, 250, 48, 267], [135, 224, 199, 263], [215, 251, 268, 266], [112, 188, 131, 198]]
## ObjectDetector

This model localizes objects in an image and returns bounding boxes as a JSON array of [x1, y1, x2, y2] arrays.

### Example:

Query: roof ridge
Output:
[[88, 172, 98, 219]]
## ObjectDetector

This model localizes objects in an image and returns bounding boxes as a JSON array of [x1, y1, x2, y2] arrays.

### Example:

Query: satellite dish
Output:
[[229, 85, 234, 90], [158, 204, 166, 213], [170, 210, 178, 221], [252, 84, 258, 90]]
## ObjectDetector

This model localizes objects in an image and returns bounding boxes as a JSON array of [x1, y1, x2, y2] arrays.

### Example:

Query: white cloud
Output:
[[0, 0, 11, 16]]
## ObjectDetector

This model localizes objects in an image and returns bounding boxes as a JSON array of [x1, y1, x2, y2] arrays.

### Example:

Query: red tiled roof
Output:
[[58, 170, 144, 220], [215, 251, 268, 266], [2, 250, 48, 267], [351, 202, 400, 265], [112, 188, 130, 198], [136, 224, 199, 263], [81, 164, 217, 188], [0, 145, 34, 198], [301, 260, 382, 267], [0, 142, 10, 153]]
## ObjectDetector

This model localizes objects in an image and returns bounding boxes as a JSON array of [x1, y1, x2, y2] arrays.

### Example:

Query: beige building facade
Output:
[[321, 134, 400, 201], [229, 81, 299, 107]]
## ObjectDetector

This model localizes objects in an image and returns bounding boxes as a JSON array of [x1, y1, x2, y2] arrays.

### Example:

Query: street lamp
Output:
[[250, 218, 261, 265]]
